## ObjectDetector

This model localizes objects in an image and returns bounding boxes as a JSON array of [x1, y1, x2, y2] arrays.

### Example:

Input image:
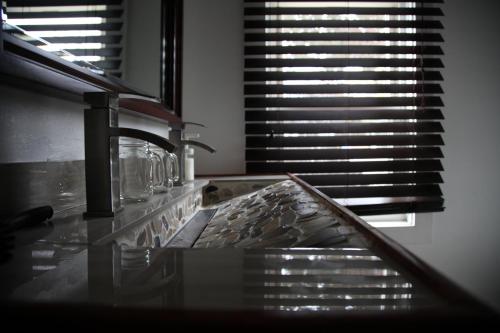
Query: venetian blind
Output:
[[244, 0, 444, 215], [5, 0, 124, 77]]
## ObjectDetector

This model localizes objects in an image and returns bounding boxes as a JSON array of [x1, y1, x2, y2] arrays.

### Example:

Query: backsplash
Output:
[[0, 83, 172, 219], [112, 188, 203, 248], [0, 160, 86, 218]]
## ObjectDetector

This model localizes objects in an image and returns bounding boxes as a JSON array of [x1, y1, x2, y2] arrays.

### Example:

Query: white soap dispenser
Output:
[[183, 133, 199, 182], [184, 146, 195, 181]]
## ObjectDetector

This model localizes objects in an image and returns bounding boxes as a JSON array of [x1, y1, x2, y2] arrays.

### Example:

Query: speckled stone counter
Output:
[[0, 176, 495, 328], [2, 244, 447, 311], [196, 180, 359, 248]]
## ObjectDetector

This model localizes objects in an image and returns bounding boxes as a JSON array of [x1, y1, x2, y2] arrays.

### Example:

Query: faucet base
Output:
[[83, 211, 115, 219]]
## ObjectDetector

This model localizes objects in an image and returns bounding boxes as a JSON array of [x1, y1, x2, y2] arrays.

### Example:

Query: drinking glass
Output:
[[119, 138, 153, 202], [149, 144, 168, 193]]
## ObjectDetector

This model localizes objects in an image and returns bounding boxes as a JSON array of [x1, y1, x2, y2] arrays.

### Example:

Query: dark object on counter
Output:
[[204, 185, 219, 194], [0, 206, 53, 263], [0, 206, 53, 233]]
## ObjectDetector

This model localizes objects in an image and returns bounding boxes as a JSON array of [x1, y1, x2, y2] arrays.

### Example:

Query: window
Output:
[[3, 0, 124, 77], [362, 213, 415, 228], [244, 0, 444, 215]]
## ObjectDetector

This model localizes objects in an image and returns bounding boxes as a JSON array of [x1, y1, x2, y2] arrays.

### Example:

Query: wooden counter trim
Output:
[[119, 98, 183, 125], [288, 173, 493, 312]]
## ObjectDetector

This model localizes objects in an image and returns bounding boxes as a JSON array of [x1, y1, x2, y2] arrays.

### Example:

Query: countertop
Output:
[[0, 177, 497, 329]]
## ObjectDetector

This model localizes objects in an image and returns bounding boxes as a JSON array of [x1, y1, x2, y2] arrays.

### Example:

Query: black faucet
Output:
[[83, 92, 177, 219]]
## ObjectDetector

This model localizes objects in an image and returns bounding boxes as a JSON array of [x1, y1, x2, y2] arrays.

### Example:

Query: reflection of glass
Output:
[[121, 247, 151, 271], [149, 146, 180, 191], [119, 138, 153, 202]]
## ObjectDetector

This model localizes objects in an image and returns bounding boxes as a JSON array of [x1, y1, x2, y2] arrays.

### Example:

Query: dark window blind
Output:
[[244, 0, 444, 215], [5, 0, 124, 77]]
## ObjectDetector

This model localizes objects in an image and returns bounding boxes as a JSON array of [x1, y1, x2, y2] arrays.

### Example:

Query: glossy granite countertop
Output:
[[0, 177, 497, 329]]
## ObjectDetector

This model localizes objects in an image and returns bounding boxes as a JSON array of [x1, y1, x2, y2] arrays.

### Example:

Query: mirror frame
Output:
[[160, 0, 183, 118]]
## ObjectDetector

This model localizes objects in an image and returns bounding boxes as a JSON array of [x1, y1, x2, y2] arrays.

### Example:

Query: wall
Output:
[[0, 84, 170, 164], [183, 0, 500, 310], [182, 0, 245, 175], [0, 84, 85, 163], [371, 0, 500, 311]]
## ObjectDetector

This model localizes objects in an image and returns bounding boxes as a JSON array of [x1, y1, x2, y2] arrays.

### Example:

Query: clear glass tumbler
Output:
[[119, 138, 153, 202], [149, 144, 169, 193]]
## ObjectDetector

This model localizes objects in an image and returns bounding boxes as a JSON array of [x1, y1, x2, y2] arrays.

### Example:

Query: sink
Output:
[[104, 175, 362, 251]]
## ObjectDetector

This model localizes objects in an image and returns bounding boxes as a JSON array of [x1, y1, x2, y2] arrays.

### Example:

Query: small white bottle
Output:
[[184, 146, 195, 181], [183, 132, 199, 182]]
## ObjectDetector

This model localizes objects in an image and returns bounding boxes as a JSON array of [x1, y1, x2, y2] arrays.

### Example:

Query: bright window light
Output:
[[29, 30, 104, 37], [8, 5, 108, 13], [7, 17, 105, 26], [61, 55, 104, 62], [39, 43, 104, 52], [362, 213, 415, 228]]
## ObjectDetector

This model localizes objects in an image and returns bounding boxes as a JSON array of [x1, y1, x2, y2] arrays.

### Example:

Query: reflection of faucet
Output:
[[83, 92, 177, 219], [169, 122, 216, 185]]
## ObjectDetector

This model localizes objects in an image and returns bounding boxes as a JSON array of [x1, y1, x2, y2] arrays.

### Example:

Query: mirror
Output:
[[1, 0, 182, 115]]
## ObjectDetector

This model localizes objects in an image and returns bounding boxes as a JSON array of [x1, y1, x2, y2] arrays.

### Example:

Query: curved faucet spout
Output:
[[183, 121, 205, 128], [111, 127, 177, 152], [181, 140, 216, 153]]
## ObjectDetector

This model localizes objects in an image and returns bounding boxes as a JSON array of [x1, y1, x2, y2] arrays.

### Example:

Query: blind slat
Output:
[[245, 0, 443, 3], [246, 134, 444, 148], [245, 109, 444, 121], [245, 122, 444, 134], [318, 184, 442, 199], [245, 96, 444, 108], [245, 58, 444, 68], [6, 0, 121, 5], [245, 45, 444, 55], [244, 71, 443, 82], [8, 10, 123, 19], [299, 172, 443, 186], [246, 147, 443, 161], [245, 7, 443, 16], [245, 33, 443, 42], [245, 19, 444, 29], [7, 23, 123, 31], [42, 36, 122, 44], [245, 84, 443, 95], [246, 160, 443, 173], [346, 196, 444, 216]]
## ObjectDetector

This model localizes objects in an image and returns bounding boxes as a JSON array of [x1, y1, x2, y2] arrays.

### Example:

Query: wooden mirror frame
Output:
[[160, 0, 183, 118]]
